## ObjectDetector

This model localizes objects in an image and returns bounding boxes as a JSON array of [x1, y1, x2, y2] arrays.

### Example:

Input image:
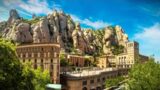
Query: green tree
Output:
[[127, 59, 160, 90], [84, 58, 91, 67], [0, 38, 50, 90], [105, 76, 124, 88], [112, 45, 124, 55], [22, 62, 51, 90], [60, 54, 69, 67], [32, 67, 51, 90], [21, 62, 35, 90], [0, 38, 32, 90]]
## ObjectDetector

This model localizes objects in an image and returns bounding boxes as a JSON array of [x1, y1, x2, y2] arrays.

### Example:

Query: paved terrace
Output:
[[64, 67, 119, 77]]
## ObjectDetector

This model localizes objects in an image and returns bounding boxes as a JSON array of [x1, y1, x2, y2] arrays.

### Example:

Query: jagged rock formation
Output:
[[1, 9, 129, 56], [102, 27, 115, 55], [14, 23, 32, 43], [67, 15, 75, 39], [115, 25, 128, 47], [32, 17, 52, 43], [2, 9, 75, 45], [102, 26, 129, 55], [7, 9, 20, 25], [72, 23, 87, 52]]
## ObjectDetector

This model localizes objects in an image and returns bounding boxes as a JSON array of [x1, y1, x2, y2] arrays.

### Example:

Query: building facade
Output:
[[97, 41, 148, 69], [61, 68, 128, 90], [67, 55, 85, 67], [16, 43, 60, 83], [64, 54, 94, 67], [116, 41, 139, 68], [97, 55, 116, 68]]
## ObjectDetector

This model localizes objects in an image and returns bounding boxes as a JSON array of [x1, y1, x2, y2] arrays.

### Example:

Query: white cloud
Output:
[[1, 0, 109, 29], [70, 14, 110, 29], [133, 23, 160, 61], [3, 0, 53, 14], [20, 0, 52, 14], [0, 0, 61, 21], [2, 0, 62, 17]]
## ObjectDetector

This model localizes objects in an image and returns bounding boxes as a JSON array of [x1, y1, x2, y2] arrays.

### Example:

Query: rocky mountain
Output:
[[1, 9, 129, 56], [0, 21, 7, 36]]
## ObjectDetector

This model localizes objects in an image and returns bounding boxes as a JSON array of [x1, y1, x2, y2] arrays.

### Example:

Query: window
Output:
[[102, 77, 105, 81], [52, 47, 54, 51], [50, 72, 53, 77], [82, 80, 87, 85], [97, 78, 100, 82], [90, 79, 94, 84], [51, 59, 53, 63], [35, 59, 37, 63], [23, 54, 25, 58], [82, 87, 87, 90], [41, 59, 43, 63]]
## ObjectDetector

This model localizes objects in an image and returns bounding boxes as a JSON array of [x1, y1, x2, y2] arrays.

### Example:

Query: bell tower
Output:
[[127, 41, 139, 64]]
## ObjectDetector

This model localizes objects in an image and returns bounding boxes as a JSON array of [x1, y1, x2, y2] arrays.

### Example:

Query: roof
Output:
[[46, 84, 61, 89], [65, 68, 117, 77], [17, 43, 60, 48]]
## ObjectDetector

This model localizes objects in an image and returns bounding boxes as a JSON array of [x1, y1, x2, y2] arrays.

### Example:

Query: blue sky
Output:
[[0, 0, 160, 60]]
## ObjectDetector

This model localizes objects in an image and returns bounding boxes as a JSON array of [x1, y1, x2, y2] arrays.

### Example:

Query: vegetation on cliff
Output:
[[22, 16, 42, 24]]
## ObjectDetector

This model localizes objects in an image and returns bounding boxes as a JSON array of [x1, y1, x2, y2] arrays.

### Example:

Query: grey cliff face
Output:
[[59, 11, 68, 43], [67, 15, 75, 39], [15, 23, 32, 43], [7, 9, 20, 25], [33, 17, 51, 43], [39, 17, 50, 43], [33, 24, 42, 43], [4, 22, 32, 43]]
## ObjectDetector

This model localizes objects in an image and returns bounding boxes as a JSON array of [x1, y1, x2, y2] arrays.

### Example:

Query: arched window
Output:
[[82, 87, 87, 90], [41, 59, 43, 63], [41, 48, 44, 51], [35, 59, 37, 63]]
